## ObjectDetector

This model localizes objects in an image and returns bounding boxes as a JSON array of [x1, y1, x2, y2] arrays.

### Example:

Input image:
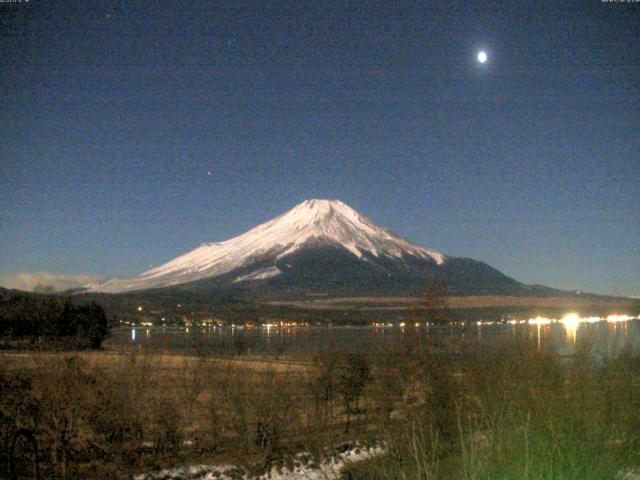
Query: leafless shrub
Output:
[[150, 398, 183, 456]]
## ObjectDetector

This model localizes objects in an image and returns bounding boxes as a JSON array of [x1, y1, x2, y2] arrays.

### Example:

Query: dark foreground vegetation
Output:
[[1, 332, 640, 479], [0, 295, 109, 350]]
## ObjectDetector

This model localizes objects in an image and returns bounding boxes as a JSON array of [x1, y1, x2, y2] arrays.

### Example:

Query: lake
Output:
[[104, 313, 640, 358]]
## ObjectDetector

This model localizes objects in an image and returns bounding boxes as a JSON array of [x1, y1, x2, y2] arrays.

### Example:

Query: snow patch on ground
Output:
[[618, 469, 640, 480], [134, 441, 386, 480]]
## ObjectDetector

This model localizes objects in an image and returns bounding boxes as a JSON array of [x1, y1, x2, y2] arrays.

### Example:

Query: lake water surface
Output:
[[105, 314, 640, 358]]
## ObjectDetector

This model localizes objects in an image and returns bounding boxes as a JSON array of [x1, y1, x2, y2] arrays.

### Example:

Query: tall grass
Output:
[[2, 334, 640, 479], [348, 340, 640, 479]]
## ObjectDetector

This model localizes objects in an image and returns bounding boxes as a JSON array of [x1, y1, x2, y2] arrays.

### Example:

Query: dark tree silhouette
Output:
[[0, 296, 109, 349], [336, 353, 371, 433], [421, 281, 449, 325]]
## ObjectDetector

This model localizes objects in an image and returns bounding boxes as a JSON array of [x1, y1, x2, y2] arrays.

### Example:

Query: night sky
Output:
[[1, 1, 638, 296]]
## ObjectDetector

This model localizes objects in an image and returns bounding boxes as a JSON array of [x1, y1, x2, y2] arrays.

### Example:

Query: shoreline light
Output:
[[560, 313, 580, 341], [528, 317, 552, 326]]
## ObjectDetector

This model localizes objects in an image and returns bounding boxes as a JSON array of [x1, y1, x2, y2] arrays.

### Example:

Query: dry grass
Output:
[[346, 341, 640, 480], [0, 350, 313, 374], [3, 335, 640, 479], [0, 348, 374, 479], [267, 295, 638, 311]]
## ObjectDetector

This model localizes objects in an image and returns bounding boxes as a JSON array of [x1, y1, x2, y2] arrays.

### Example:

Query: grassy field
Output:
[[267, 294, 640, 311], [1, 347, 372, 479], [2, 334, 640, 479], [1, 350, 313, 374]]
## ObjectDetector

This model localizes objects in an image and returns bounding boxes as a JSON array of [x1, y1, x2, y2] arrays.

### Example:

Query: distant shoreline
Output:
[[267, 294, 640, 312]]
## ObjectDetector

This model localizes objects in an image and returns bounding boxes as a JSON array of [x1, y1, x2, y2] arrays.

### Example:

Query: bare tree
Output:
[[336, 353, 371, 433], [420, 282, 449, 325]]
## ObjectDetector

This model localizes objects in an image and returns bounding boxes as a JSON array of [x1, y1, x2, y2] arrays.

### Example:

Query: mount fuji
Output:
[[86, 199, 534, 298]]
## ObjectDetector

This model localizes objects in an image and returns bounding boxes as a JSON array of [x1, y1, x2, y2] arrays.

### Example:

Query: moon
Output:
[[477, 50, 488, 64]]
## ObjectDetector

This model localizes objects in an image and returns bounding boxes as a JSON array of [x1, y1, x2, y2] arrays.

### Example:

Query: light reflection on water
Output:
[[115, 315, 640, 357]]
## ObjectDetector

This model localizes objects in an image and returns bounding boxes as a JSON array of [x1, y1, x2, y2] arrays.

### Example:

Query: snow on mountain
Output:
[[232, 266, 282, 283], [87, 199, 445, 293]]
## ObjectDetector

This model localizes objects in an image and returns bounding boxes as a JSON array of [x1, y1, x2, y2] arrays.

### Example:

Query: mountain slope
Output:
[[86, 199, 539, 298], [87, 199, 448, 294]]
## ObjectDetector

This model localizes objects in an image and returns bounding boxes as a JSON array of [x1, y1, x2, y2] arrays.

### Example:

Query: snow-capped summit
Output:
[[237, 199, 445, 263], [87, 199, 446, 293]]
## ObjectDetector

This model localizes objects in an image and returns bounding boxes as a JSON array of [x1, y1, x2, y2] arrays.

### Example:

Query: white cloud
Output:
[[0, 272, 102, 293]]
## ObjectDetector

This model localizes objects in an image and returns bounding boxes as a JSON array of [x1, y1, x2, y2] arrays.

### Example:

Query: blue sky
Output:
[[1, 1, 638, 296]]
